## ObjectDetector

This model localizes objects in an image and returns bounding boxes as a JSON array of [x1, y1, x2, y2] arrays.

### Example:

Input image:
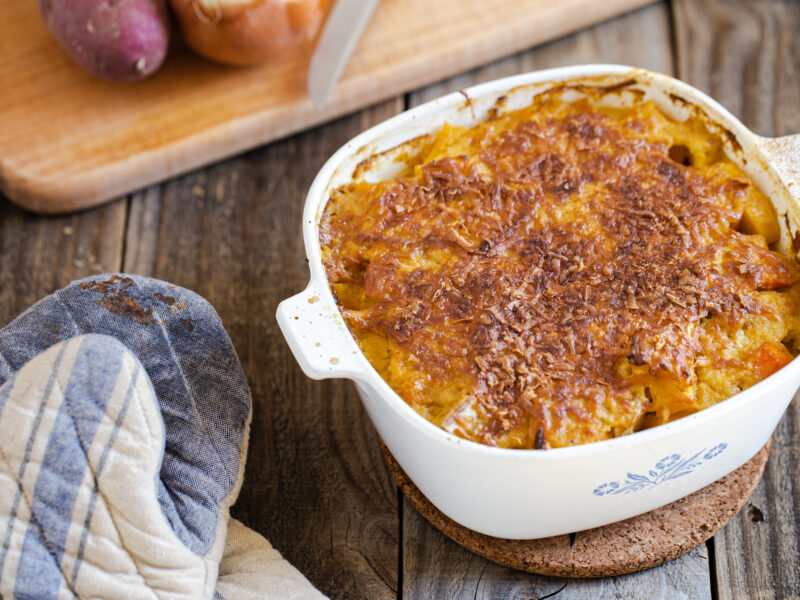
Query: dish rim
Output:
[[292, 63, 800, 461]]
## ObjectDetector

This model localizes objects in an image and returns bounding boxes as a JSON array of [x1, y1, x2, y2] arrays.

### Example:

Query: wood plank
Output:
[[401, 3, 713, 598], [0, 0, 656, 214], [0, 196, 126, 327], [122, 101, 404, 600], [407, 1, 674, 106], [673, 1, 800, 598], [402, 497, 710, 600]]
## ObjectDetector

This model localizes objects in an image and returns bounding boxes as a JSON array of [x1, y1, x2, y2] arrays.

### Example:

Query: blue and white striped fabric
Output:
[[0, 275, 326, 599]]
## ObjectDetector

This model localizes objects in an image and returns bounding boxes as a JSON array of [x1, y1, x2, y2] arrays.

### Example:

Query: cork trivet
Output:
[[383, 441, 770, 578]]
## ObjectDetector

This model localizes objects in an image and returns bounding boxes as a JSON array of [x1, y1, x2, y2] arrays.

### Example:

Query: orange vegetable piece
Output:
[[751, 342, 793, 380], [739, 190, 781, 244]]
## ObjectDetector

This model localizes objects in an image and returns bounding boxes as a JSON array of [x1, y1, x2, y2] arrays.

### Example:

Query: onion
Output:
[[170, 0, 328, 66]]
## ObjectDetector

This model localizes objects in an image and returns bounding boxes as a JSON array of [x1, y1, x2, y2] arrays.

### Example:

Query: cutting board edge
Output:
[[0, 0, 658, 214], [0, 80, 408, 214]]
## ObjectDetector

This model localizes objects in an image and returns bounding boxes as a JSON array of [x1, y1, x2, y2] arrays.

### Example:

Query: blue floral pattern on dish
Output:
[[593, 443, 728, 496]]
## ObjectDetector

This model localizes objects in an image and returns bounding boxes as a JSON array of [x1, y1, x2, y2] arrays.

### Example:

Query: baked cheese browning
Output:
[[320, 90, 800, 449]]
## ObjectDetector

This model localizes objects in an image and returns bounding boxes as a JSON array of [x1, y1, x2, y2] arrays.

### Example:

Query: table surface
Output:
[[2, 1, 799, 598]]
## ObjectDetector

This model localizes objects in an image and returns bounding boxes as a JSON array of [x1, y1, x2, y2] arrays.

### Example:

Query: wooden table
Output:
[[2, 1, 798, 597]]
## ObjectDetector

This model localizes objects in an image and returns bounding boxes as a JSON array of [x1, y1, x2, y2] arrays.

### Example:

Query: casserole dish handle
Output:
[[276, 281, 366, 380], [757, 134, 800, 201]]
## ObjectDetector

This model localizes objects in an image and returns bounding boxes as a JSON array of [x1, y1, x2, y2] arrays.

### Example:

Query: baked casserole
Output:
[[319, 85, 800, 450]]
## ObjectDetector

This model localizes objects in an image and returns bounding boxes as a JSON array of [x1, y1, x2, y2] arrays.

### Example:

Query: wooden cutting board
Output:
[[0, 0, 654, 214]]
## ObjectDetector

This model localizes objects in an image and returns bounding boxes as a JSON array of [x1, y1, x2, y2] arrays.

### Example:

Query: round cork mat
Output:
[[383, 441, 770, 578]]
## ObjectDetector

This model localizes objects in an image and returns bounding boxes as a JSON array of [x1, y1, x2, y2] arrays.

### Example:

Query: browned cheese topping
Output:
[[320, 87, 800, 449]]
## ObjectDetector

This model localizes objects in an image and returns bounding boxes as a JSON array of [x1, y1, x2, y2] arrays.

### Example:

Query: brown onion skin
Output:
[[170, 0, 327, 66]]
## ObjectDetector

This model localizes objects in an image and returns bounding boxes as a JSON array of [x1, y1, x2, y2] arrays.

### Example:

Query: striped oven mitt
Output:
[[0, 274, 326, 599]]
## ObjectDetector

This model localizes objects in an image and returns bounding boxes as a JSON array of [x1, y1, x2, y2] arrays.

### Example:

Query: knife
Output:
[[307, 0, 381, 108]]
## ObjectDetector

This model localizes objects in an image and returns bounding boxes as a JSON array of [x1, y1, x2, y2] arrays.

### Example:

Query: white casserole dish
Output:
[[276, 64, 800, 540]]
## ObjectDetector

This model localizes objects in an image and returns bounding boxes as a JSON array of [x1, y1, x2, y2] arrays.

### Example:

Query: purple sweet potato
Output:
[[38, 0, 169, 82]]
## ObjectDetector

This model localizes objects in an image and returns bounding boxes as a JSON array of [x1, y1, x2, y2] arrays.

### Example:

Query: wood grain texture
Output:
[[122, 101, 404, 600], [0, 0, 657, 214], [3, 0, 796, 597], [401, 3, 712, 597], [391, 444, 768, 580], [406, 1, 674, 106], [673, 1, 800, 598], [0, 196, 126, 327], [402, 502, 710, 600]]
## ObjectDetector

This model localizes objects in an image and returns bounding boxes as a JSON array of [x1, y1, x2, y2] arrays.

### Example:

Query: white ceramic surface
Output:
[[276, 65, 800, 539]]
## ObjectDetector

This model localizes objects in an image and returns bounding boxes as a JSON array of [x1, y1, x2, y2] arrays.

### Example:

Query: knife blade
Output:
[[307, 0, 381, 108]]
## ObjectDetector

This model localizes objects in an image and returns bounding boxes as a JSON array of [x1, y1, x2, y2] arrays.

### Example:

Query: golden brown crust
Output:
[[320, 90, 800, 449]]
